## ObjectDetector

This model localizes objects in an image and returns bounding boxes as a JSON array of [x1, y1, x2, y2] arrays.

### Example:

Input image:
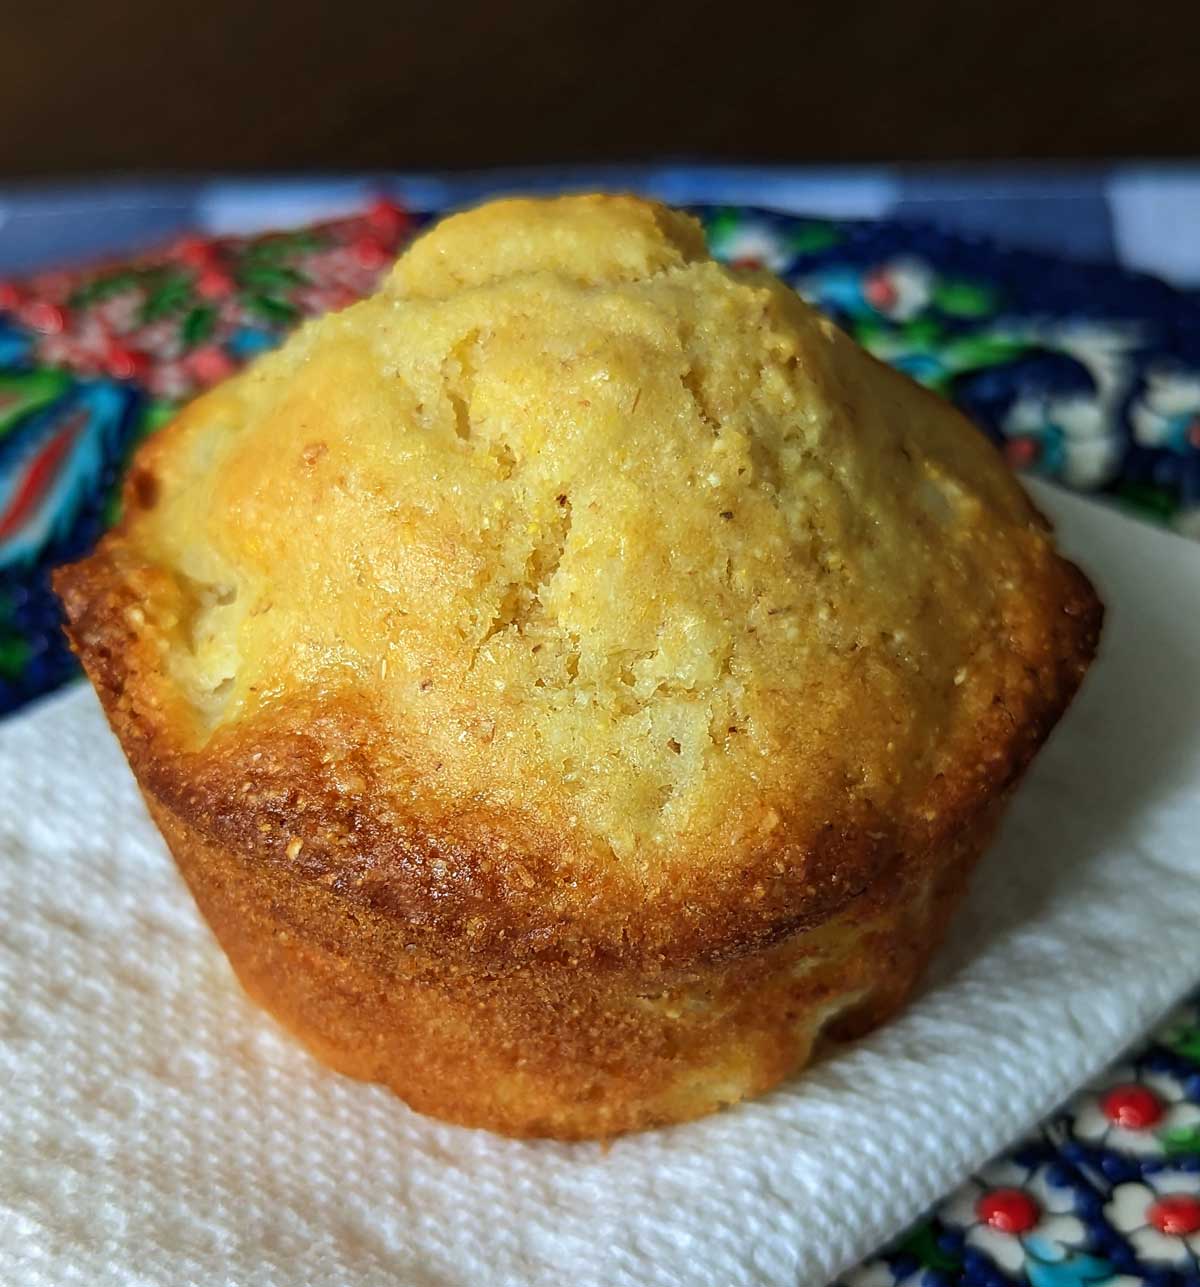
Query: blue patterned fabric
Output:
[[839, 994, 1200, 1287]]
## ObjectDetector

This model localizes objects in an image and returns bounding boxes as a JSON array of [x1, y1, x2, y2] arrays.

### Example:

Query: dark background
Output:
[[2, 0, 1198, 177]]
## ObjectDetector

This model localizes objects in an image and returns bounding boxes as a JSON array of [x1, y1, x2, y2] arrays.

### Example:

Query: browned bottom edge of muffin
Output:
[[142, 791, 1006, 1140]]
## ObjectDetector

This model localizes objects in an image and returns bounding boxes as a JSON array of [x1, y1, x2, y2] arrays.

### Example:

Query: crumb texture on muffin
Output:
[[81, 196, 1092, 865], [56, 195, 1101, 1136]]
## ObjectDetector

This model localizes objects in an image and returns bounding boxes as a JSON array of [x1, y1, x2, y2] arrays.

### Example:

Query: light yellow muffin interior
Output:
[[132, 194, 1062, 864]]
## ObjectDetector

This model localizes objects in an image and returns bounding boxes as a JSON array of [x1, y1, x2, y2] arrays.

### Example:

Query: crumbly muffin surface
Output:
[[123, 195, 1086, 872]]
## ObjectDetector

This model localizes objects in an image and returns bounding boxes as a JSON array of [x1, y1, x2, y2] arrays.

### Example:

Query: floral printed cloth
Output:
[[843, 997, 1200, 1287]]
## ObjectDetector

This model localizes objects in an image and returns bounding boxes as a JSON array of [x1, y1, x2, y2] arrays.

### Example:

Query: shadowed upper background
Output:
[[2, 0, 1198, 177]]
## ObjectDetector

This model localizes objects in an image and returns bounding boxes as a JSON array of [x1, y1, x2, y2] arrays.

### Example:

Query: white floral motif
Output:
[[1130, 366, 1200, 452], [938, 1160, 1086, 1275], [1000, 389, 1122, 488], [862, 258, 934, 321], [1105, 1173, 1200, 1268], [997, 321, 1139, 489], [708, 222, 794, 274], [1069, 1062, 1200, 1157]]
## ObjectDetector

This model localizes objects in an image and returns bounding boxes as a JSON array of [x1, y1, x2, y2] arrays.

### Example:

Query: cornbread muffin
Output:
[[55, 195, 1101, 1139]]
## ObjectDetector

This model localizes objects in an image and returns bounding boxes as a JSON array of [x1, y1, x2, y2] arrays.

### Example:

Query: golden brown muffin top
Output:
[[58, 195, 1099, 964]]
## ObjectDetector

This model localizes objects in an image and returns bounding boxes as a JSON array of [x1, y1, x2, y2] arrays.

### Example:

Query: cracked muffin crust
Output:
[[55, 195, 1102, 1137]]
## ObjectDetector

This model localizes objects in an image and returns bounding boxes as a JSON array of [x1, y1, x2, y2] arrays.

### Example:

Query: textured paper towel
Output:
[[1, 482, 1199, 1287]]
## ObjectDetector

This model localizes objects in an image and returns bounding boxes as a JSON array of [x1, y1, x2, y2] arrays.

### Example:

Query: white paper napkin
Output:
[[2, 481, 1199, 1287]]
